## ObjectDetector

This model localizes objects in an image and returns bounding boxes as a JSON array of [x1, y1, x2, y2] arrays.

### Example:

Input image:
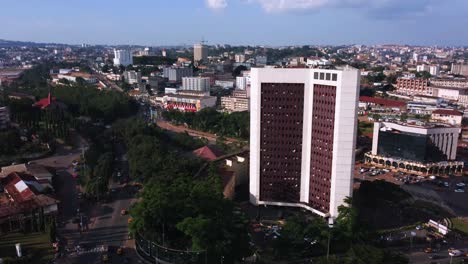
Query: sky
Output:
[[1, 0, 467, 46]]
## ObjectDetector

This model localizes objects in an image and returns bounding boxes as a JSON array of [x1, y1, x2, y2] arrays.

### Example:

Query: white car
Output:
[[454, 188, 465, 193], [448, 249, 462, 257], [456, 182, 466, 187]]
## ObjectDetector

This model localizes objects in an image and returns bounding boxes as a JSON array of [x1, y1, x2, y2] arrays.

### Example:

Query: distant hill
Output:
[[0, 39, 70, 47]]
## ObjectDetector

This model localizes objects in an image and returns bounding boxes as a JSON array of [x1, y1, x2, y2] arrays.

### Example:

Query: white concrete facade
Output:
[[182, 77, 211, 92], [113, 49, 133, 67], [249, 67, 360, 219]]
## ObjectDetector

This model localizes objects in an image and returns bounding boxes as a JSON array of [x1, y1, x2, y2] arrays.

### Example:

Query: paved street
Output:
[[33, 132, 140, 264]]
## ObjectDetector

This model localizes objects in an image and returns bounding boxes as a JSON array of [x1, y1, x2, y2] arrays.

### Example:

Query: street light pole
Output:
[[327, 218, 334, 260]]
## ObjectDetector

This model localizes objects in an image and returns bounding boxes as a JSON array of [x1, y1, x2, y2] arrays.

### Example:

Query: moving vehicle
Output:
[[120, 209, 127, 216]]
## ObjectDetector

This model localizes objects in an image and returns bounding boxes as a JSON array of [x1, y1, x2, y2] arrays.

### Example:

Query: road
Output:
[[156, 120, 241, 144], [33, 131, 139, 264], [67, 141, 138, 264]]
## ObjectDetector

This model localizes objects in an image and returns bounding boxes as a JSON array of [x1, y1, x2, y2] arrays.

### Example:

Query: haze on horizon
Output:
[[1, 0, 467, 46]]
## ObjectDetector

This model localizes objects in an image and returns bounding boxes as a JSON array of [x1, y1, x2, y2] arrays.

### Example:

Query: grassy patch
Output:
[[451, 218, 468, 235], [0, 232, 54, 263], [358, 121, 374, 135]]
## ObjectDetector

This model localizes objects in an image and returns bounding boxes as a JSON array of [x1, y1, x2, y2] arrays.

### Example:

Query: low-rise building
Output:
[[123, 70, 142, 85], [215, 80, 235, 89], [221, 90, 249, 113], [396, 77, 429, 96], [359, 96, 406, 112], [163, 91, 216, 112], [57, 72, 97, 84], [0, 172, 59, 233], [431, 109, 463, 126], [163, 67, 193, 82], [432, 86, 468, 102], [430, 78, 468, 89], [366, 121, 463, 175]]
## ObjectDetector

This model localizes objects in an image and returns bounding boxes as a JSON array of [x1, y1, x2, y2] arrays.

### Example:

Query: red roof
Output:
[[432, 109, 463, 116], [33, 93, 56, 109], [359, 96, 406, 108], [193, 145, 225, 161], [1, 172, 39, 202]]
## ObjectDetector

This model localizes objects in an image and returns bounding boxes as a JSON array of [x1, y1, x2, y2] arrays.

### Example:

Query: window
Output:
[[326, 73, 331, 80], [332, 74, 337, 81], [314, 72, 319, 79], [320, 73, 325, 80]]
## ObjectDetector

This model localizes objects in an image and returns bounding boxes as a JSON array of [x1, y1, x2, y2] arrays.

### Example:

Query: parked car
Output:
[[456, 182, 466, 187], [455, 188, 465, 193], [449, 249, 462, 257]]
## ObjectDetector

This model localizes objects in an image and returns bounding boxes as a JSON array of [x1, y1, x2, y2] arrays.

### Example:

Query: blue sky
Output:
[[1, 0, 467, 46]]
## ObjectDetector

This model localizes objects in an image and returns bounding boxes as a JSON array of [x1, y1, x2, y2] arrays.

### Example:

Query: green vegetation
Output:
[[451, 218, 468, 235], [358, 121, 373, 136], [112, 118, 203, 183], [130, 175, 250, 263], [315, 245, 408, 264], [112, 118, 250, 263], [51, 85, 136, 122], [162, 108, 249, 140], [355, 181, 452, 230], [267, 197, 408, 263], [0, 232, 55, 264]]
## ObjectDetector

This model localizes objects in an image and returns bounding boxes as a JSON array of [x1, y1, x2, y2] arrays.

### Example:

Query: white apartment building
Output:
[[113, 49, 133, 66], [182, 77, 211, 92], [123, 70, 142, 84], [163, 67, 193, 82]]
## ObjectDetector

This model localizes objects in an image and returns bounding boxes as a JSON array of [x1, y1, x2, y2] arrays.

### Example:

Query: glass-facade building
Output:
[[377, 130, 447, 163]]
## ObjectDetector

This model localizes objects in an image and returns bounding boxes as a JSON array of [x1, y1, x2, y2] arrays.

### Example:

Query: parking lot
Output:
[[354, 164, 468, 216]]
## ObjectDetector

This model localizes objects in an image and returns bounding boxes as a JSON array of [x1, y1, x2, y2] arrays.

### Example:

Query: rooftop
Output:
[[432, 109, 463, 116], [359, 96, 406, 108]]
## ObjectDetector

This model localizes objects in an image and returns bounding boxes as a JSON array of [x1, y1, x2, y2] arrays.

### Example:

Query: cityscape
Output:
[[1, 1, 468, 264]]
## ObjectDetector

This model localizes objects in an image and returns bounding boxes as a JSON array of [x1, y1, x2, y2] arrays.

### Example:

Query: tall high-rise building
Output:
[[113, 49, 133, 66], [249, 67, 360, 219], [194, 44, 208, 63]]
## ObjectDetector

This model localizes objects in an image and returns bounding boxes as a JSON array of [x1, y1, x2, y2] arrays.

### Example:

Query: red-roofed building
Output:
[[431, 109, 463, 125], [0, 172, 58, 232], [359, 96, 406, 112], [33, 92, 55, 109], [193, 145, 225, 161]]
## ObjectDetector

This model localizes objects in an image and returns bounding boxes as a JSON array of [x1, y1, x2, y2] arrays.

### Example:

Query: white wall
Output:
[[250, 67, 359, 218]]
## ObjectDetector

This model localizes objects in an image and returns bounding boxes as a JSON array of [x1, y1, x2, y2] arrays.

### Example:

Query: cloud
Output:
[[206, 0, 228, 10], [204, 0, 440, 18], [256, 0, 435, 14]]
